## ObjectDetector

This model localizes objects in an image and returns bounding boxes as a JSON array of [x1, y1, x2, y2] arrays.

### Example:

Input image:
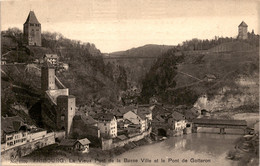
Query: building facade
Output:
[[23, 11, 41, 46], [94, 113, 117, 138], [43, 54, 58, 66], [123, 111, 146, 133], [238, 21, 248, 40]]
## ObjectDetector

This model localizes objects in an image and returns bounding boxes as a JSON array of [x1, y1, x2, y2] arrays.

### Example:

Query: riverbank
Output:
[[227, 134, 259, 166], [19, 136, 155, 164]]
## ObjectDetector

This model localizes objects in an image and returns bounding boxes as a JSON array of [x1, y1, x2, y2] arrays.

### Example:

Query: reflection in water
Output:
[[109, 128, 242, 166]]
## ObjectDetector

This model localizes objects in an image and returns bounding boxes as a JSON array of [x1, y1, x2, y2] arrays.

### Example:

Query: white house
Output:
[[43, 54, 58, 65], [93, 113, 117, 138], [123, 111, 146, 133], [167, 111, 186, 131], [74, 138, 91, 153]]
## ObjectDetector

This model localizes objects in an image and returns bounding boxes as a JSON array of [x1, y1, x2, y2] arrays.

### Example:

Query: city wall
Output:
[[102, 128, 151, 150]]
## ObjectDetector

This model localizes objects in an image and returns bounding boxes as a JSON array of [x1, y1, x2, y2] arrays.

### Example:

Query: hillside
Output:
[[104, 44, 175, 87], [1, 29, 127, 122], [140, 40, 259, 112]]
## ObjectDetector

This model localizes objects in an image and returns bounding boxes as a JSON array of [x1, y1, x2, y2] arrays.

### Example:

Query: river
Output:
[[108, 128, 243, 166]]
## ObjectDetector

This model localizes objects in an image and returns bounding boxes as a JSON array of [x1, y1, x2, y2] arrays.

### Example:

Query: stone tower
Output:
[[56, 95, 76, 135], [23, 11, 42, 46], [238, 21, 248, 40], [41, 62, 56, 91]]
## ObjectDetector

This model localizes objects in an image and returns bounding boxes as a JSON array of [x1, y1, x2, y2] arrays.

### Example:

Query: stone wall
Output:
[[101, 128, 151, 150], [46, 89, 69, 103], [54, 131, 66, 141], [1, 132, 55, 161]]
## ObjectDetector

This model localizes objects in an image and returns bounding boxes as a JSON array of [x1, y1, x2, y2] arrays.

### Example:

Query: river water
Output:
[[108, 128, 243, 166]]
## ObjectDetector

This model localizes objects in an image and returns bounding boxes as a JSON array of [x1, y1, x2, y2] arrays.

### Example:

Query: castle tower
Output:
[[238, 21, 248, 40], [56, 95, 76, 136], [23, 11, 42, 46], [41, 62, 56, 91]]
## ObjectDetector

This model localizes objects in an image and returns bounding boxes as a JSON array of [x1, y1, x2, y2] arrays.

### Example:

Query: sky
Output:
[[1, 0, 259, 53]]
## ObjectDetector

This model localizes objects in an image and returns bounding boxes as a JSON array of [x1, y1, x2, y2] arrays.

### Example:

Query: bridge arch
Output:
[[157, 128, 167, 136]]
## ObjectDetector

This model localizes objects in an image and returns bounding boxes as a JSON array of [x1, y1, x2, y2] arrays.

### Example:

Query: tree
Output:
[[140, 48, 184, 103]]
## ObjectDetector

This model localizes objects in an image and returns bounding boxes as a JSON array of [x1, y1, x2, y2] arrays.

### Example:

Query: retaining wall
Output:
[[102, 128, 151, 150], [1, 132, 55, 161]]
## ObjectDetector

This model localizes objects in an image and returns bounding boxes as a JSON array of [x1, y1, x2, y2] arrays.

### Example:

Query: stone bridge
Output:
[[192, 118, 247, 134], [151, 122, 172, 136]]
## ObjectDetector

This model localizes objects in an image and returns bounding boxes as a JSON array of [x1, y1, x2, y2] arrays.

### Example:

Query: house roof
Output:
[[117, 106, 137, 114], [44, 54, 58, 59], [238, 21, 248, 27], [183, 111, 197, 120], [93, 113, 115, 121], [24, 11, 40, 24], [137, 107, 151, 114], [137, 112, 146, 120], [117, 135, 128, 141], [124, 119, 133, 124], [192, 118, 247, 126], [60, 139, 76, 146], [1, 116, 24, 134], [170, 111, 185, 121], [154, 115, 165, 122], [74, 112, 97, 125], [77, 138, 91, 145]]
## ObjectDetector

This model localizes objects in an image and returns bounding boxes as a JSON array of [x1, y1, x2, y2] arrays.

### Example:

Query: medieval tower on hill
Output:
[[238, 21, 248, 40], [23, 11, 42, 46], [41, 62, 75, 136]]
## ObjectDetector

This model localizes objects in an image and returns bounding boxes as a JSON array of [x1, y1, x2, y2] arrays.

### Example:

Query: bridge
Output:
[[192, 118, 247, 134]]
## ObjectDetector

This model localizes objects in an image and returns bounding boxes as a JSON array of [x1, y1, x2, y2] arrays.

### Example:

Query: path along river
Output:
[[108, 128, 243, 166]]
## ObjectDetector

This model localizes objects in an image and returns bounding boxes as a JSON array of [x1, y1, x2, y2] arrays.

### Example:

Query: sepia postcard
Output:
[[1, 0, 259, 165]]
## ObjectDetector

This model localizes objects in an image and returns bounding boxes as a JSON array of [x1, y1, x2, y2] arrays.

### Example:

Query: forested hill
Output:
[[1, 28, 127, 118], [104, 44, 175, 88], [140, 36, 259, 112]]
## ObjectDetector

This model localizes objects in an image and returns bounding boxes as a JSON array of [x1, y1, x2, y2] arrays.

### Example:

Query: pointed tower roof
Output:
[[238, 21, 248, 27], [24, 11, 40, 24]]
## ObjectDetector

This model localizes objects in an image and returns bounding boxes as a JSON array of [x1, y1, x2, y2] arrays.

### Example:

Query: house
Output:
[[114, 106, 137, 122], [138, 106, 152, 121], [59, 139, 76, 151], [1, 116, 51, 152], [74, 138, 91, 153], [167, 111, 186, 131], [123, 111, 146, 133], [93, 113, 117, 138], [1, 116, 28, 149], [72, 112, 100, 139], [43, 54, 58, 65], [204, 74, 216, 82]]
